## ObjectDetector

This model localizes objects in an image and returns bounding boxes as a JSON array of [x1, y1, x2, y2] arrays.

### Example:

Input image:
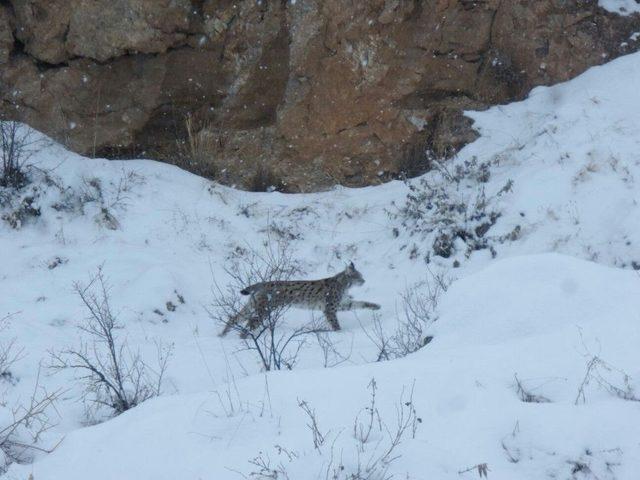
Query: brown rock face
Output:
[[9, 0, 191, 63], [66, 0, 192, 62], [0, 5, 13, 64], [1, 0, 640, 191]]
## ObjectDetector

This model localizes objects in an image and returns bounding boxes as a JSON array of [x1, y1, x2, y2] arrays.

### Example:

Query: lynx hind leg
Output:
[[244, 311, 263, 337], [241, 294, 270, 337], [220, 304, 249, 336], [220, 312, 240, 337]]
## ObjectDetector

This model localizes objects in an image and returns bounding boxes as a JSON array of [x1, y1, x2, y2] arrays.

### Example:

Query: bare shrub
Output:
[[166, 113, 221, 180], [513, 374, 551, 404], [500, 421, 521, 464], [352, 378, 383, 447], [314, 328, 353, 368], [572, 332, 639, 405], [0, 369, 60, 473], [246, 380, 420, 480], [0, 341, 19, 385], [50, 268, 172, 417], [0, 314, 23, 384], [79, 177, 120, 229], [248, 164, 287, 193], [71, 170, 143, 230], [364, 314, 393, 363], [210, 241, 324, 371], [564, 448, 622, 480], [501, 420, 622, 479], [575, 354, 639, 405], [0, 123, 53, 228], [235, 304, 318, 371], [185, 114, 217, 177], [364, 273, 448, 361], [79, 170, 140, 212], [297, 399, 327, 452], [243, 445, 298, 480], [333, 379, 420, 480], [458, 463, 490, 478], [0, 315, 59, 472], [0, 121, 34, 189]]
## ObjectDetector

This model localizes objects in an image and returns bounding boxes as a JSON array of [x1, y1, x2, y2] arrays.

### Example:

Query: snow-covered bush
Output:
[[50, 268, 172, 418], [391, 156, 518, 262], [0, 187, 41, 229], [1, 170, 83, 230], [0, 165, 141, 230]]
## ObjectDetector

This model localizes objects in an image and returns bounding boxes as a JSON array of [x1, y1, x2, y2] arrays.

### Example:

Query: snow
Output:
[[600, 0, 640, 16], [3, 50, 640, 479]]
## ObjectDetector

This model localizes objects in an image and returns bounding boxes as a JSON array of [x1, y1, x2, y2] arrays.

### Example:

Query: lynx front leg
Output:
[[357, 301, 381, 310], [323, 306, 341, 331], [338, 298, 381, 311]]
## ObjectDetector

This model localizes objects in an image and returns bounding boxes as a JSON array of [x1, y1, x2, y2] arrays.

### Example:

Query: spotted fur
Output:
[[220, 262, 380, 336]]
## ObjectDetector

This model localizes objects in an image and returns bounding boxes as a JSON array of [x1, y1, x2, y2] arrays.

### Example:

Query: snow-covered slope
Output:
[[3, 49, 640, 480], [600, 0, 640, 16]]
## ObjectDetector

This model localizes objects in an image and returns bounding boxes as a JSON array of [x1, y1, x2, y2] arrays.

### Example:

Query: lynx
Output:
[[220, 262, 380, 336]]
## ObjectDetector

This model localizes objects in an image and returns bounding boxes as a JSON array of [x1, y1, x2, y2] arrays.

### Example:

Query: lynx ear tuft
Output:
[[348, 261, 355, 269]]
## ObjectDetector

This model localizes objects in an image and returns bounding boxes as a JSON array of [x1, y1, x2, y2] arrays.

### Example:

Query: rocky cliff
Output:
[[1, 1, 639, 191]]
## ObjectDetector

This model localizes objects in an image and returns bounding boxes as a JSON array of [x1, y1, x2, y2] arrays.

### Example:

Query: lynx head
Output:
[[344, 262, 365, 287]]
